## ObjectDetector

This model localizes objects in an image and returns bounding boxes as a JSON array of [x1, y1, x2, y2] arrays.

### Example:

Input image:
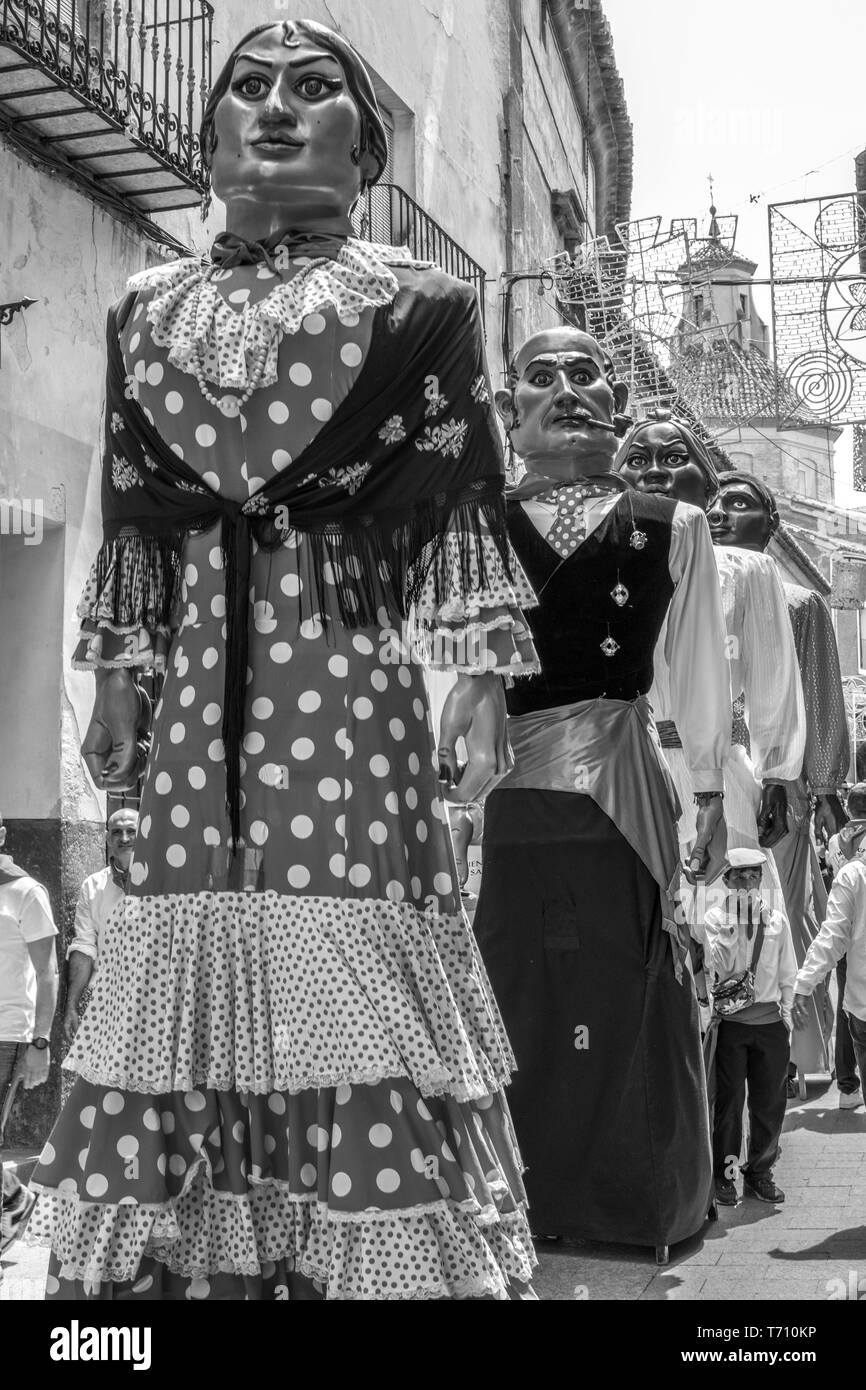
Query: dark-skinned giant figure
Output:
[[472, 330, 728, 1261], [620, 421, 806, 869], [708, 472, 846, 1083], [31, 19, 541, 1302]]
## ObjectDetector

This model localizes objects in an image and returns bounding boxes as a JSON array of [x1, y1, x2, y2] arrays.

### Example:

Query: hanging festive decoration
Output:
[[769, 193, 866, 431], [542, 212, 754, 455]]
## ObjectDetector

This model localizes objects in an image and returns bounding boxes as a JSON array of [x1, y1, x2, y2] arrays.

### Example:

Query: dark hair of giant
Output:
[[617, 409, 720, 499], [719, 470, 781, 535], [200, 19, 389, 190]]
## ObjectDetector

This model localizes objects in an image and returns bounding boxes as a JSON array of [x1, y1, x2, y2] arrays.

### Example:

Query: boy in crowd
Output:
[[705, 848, 797, 1207]]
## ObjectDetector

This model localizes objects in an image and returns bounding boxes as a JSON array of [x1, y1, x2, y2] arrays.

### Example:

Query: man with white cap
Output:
[[704, 847, 797, 1207]]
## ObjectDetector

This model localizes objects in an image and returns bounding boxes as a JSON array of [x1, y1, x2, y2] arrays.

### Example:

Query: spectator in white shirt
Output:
[[704, 848, 797, 1209], [793, 845, 866, 1107], [62, 809, 138, 1044], [0, 813, 58, 1259], [823, 785, 866, 1108]]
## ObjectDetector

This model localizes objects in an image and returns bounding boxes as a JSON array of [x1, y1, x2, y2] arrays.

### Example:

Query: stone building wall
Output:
[[719, 424, 836, 506]]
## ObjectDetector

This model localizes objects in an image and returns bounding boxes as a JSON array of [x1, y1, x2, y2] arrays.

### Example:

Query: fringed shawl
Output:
[[97, 265, 510, 846]]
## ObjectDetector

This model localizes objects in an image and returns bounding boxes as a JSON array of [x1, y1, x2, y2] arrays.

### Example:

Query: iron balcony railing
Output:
[[354, 182, 487, 322], [0, 0, 213, 207]]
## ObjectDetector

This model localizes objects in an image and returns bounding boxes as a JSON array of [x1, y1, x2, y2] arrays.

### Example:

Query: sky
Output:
[[603, 0, 866, 502]]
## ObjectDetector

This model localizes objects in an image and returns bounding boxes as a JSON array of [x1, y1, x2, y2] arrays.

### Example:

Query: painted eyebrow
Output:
[[234, 52, 342, 72], [234, 53, 275, 69], [526, 354, 598, 370], [288, 54, 342, 69]]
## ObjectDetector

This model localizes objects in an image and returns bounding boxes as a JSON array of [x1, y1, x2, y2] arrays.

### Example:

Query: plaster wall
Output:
[[0, 529, 63, 818], [521, 7, 588, 221], [508, 1, 605, 347], [0, 143, 192, 824]]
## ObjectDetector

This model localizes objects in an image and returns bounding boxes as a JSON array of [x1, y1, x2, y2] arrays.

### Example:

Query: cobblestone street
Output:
[[3, 1080, 864, 1302]]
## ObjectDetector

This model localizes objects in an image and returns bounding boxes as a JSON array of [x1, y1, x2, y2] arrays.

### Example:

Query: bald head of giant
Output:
[[495, 327, 630, 480]]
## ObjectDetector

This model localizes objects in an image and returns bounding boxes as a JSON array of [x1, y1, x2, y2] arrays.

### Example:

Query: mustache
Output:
[[546, 406, 617, 435]]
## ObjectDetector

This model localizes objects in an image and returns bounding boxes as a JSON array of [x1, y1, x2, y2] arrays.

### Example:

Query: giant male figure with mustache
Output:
[[472, 328, 731, 1260]]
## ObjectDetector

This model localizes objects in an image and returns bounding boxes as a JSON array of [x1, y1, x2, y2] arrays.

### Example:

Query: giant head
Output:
[[617, 410, 720, 510], [201, 19, 389, 225], [707, 471, 779, 552], [494, 327, 630, 481]]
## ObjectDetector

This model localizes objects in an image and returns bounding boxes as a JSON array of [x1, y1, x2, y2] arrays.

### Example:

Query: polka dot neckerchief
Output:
[[536, 482, 615, 558]]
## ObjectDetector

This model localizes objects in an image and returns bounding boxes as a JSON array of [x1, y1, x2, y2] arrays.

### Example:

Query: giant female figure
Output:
[[29, 20, 539, 1301]]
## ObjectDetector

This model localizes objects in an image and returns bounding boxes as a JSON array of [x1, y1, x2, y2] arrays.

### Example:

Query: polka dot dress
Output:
[[32, 254, 537, 1301]]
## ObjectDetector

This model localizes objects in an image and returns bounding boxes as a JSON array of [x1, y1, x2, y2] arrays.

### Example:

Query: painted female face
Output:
[[707, 480, 772, 551], [210, 27, 365, 212], [618, 422, 711, 508]]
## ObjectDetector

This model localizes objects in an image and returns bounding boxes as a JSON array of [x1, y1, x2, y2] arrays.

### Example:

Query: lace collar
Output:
[[126, 238, 432, 394]]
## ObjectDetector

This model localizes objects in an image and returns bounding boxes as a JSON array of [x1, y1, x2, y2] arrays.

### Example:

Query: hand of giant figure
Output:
[[82, 668, 151, 792], [814, 793, 847, 842], [757, 782, 789, 848], [439, 673, 513, 803], [686, 794, 725, 881]]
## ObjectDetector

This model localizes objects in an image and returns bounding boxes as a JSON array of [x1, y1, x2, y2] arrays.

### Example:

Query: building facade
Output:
[[672, 219, 866, 751], [0, 0, 632, 1143]]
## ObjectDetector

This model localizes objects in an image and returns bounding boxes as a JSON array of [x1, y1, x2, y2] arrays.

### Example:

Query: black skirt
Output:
[[474, 788, 713, 1249]]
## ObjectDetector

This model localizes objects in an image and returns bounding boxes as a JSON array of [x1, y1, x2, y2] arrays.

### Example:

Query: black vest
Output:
[[507, 492, 676, 717]]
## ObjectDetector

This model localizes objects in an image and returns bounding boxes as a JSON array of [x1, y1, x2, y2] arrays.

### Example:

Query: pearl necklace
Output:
[[189, 265, 270, 414]]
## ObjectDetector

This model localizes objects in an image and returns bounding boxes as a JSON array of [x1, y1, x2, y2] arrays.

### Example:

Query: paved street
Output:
[[3, 1081, 864, 1301], [534, 1079, 866, 1301]]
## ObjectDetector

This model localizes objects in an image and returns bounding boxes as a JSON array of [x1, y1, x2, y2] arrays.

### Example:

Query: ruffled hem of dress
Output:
[[128, 240, 432, 393], [76, 618, 172, 639], [64, 1058, 503, 1103], [446, 659, 542, 677], [72, 632, 169, 674], [414, 530, 538, 625], [417, 609, 541, 676], [71, 655, 163, 674], [63, 892, 516, 1099], [27, 1185, 536, 1299]]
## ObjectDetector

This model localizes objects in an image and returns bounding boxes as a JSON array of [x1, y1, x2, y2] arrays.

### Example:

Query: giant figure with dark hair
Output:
[[620, 430, 806, 872], [29, 19, 541, 1301], [472, 328, 732, 1261], [709, 472, 847, 1088]]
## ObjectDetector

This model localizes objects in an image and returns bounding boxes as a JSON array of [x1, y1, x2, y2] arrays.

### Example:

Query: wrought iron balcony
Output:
[[353, 183, 487, 322], [0, 0, 213, 215]]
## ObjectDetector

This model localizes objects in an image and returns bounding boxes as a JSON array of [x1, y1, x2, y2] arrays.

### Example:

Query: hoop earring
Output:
[[350, 144, 362, 166]]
